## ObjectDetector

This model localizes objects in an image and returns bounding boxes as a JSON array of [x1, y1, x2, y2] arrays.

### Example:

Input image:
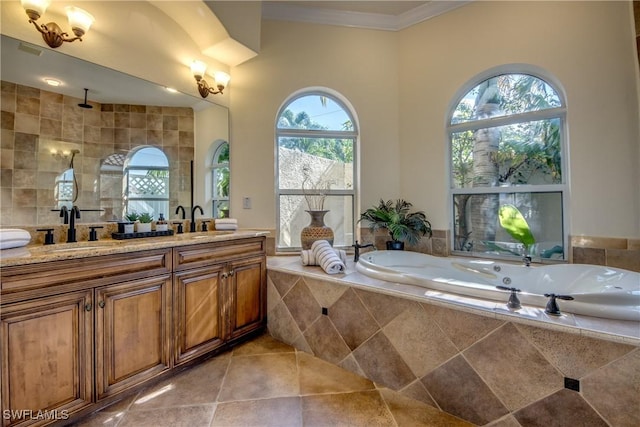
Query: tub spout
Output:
[[544, 293, 574, 316], [352, 240, 374, 262], [522, 255, 532, 267], [496, 285, 521, 310]]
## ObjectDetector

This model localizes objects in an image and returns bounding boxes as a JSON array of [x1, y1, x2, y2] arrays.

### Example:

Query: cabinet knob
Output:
[[221, 272, 228, 279], [98, 300, 105, 308], [85, 303, 92, 311], [229, 270, 235, 276]]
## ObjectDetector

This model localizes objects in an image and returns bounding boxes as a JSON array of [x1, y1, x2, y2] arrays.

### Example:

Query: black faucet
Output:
[[190, 205, 204, 232], [175, 205, 186, 220], [352, 240, 375, 262], [544, 293, 574, 316], [60, 205, 81, 243]]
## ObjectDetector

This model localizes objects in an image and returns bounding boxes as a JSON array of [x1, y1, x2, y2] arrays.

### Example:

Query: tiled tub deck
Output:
[[267, 256, 640, 427]]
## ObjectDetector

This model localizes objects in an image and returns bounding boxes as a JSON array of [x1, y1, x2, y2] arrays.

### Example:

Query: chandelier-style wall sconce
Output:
[[21, 0, 94, 49], [191, 60, 230, 98]]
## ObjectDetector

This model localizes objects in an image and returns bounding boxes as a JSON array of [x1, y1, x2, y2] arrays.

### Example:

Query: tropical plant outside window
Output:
[[276, 91, 357, 250], [211, 142, 230, 218], [123, 146, 169, 219], [448, 73, 567, 260]]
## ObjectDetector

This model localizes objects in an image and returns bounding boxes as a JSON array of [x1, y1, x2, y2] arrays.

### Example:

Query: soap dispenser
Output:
[[156, 213, 168, 232]]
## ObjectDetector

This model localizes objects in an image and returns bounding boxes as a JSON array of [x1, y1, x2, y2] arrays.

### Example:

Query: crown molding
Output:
[[262, 1, 473, 31]]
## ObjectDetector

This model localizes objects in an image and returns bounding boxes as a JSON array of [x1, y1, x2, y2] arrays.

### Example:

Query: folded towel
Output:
[[0, 228, 31, 250], [215, 218, 238, 224], [311, 239, 346, 274], [215, 224, 238, 230], [301, 248, 346, 266]]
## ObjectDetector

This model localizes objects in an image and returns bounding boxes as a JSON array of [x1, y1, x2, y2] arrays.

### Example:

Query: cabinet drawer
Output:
[[173, 237, 265, 271], [1, 249, 172, 302]]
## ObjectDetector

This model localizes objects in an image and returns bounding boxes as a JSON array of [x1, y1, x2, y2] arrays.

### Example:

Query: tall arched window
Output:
[[211, 141, 230, 218], [276, 90, 358, 251], [123, 146, 169, 219], [448, 70, 567, 261]]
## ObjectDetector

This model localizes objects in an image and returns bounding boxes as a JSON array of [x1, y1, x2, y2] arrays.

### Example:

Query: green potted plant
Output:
[[359, 199, 432, 250], [121, 211, 139, 233], [136, 212, 153, 233]]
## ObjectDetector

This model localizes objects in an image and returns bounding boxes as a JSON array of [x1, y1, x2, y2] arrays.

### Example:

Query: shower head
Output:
[[78, 88, 93, 109]]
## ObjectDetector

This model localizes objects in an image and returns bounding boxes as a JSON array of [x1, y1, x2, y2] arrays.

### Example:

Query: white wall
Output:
[[230, 21, 400, 229], [230, 1, 640, 239], [194, 105, 229, 217]]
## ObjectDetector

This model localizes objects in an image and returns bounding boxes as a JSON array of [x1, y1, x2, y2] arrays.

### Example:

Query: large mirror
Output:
[[1, 35, 228, 226]]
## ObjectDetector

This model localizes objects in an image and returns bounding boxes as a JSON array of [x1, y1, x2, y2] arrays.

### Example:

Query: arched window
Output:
[[448, 70, 567, 261], [276, 90, 358, 251], [211, 141, 230, 218], [123, 146, 169, 219]]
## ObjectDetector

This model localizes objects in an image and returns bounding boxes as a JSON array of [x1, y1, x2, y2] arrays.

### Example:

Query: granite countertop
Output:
[[0, 230, 269, 268]]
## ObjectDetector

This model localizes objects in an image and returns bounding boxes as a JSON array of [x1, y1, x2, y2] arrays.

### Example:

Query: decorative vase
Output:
[[386, 240, 405, 250], [300, 210, 334, 250]]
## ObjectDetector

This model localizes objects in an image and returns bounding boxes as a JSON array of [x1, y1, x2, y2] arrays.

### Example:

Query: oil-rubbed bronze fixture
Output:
[[21, 0, 94, 49], [191, 60, 230, 98]]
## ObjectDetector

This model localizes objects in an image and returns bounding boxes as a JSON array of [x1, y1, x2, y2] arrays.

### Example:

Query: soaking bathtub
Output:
[[356, 251, 640, 321]]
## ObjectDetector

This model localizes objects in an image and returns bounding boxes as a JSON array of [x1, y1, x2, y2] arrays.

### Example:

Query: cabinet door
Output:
[[95, 275, 172, 400], [1, 290, 93, 426], [173, 265, 226, 365], [228, 256, 266, 340]]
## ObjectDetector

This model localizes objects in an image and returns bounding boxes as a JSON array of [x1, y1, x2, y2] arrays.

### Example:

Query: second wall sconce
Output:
[[21, 0, 94, 49], [191, 60, 230, 98]]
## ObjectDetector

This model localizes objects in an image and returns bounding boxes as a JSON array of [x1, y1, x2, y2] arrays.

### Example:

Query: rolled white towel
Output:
[[0, 228, 31, 250], [215, 223, 238, 230], [215, 218, 238, 224], [301, 248, 346, 266], [311, 239, 346, 274]]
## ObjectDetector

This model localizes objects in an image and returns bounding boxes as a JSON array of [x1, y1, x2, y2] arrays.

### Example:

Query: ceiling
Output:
[[1, 1, 470, 109], [262, 0, 471, 30]]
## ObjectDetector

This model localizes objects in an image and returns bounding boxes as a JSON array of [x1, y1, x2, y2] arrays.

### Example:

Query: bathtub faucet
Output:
[[522, 255, 532, 267], [352, 240, 375, 262], [544, 293, 574, 316], [496, 285, 521, 310]]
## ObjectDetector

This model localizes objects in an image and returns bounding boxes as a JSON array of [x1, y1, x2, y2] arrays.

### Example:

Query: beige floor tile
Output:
[[211, 397, 302, 426], [302, 390, 396, 426], [298, 351, 374, 395], [118, 405, 215, 427], [217, 352, 299, 401]]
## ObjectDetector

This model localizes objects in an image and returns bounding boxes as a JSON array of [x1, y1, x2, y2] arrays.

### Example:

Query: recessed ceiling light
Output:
[[44, 78, 61, 87], [165, 87, 178, 93]]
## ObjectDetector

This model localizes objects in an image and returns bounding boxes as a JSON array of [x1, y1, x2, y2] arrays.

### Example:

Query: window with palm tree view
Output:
[[449, 72, 567, 260], [211, 142, 229, 218], [276, 91, 357, 250]]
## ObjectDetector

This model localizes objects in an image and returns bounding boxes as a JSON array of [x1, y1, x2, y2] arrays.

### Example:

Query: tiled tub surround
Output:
[[0, 81, 194, 226], [267, 257, 640, 426]]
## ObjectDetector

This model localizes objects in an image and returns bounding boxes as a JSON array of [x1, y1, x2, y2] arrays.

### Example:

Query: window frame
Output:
[[210, 141, 230, 218], [446, 68, 570, 261], [122, 146, 170, 218], [275, 89, 359, 252]]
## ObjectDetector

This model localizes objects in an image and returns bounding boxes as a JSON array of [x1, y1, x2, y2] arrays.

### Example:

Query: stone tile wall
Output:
[[267, 269, 640, 426], [0, 81, 194, 226]]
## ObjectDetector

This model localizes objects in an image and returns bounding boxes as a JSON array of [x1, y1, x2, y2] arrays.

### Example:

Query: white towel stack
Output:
[[215, 218, 238, 231], [310, 240, 346, 274], [301, 247, 347, 266]]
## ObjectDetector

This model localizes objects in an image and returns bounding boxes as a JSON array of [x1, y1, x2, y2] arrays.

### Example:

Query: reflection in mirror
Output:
[[54, 168, 75, 209], [123, 146, 169, 220], [1, 34, 229, 227]]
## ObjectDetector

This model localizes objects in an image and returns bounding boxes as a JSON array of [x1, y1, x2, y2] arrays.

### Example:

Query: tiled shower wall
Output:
[[267, 269, 640, 426], [0, 81, 194, 226]]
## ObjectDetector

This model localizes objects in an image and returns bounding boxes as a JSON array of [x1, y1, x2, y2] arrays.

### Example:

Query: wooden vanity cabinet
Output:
[[0, 290, 94, 426], [172, 237, 267, 365], [95, 274, 173, 400], [0, 249, 172, 426], [0, 237, 266, 426]]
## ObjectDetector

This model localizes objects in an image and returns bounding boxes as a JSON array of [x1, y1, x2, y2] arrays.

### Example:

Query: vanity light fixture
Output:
[[191, 60, 230, 98], [21, 0, 95, 49]]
